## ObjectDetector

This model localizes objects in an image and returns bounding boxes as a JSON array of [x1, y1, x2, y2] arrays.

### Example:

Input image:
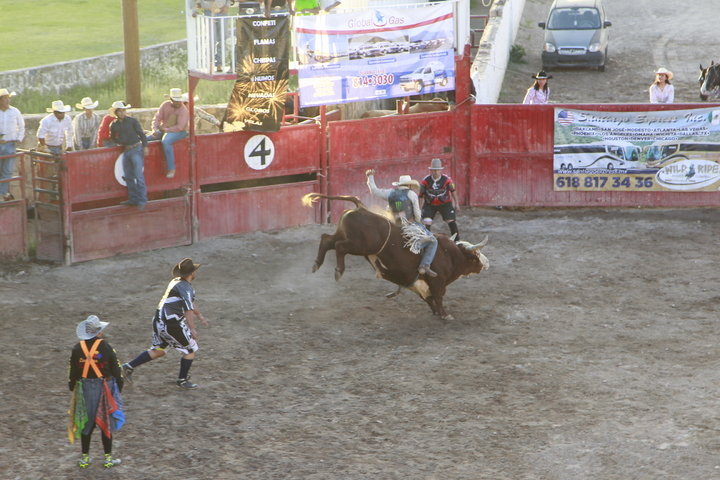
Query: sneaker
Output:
[[120, 200, 136, 207], [166, 169, 176, 178], [3, 193, 14, 202], [121, 364, 134, 385], [78, 454, 91, 468], [104, 453, 121, 468], [176, 378, 198, 389]]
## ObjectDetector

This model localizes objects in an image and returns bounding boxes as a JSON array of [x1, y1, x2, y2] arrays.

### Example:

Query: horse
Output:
[[699, 61, 720, 101]]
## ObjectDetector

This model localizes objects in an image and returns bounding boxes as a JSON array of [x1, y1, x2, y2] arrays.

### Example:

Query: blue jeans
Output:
[[204, 11, 228, 66], [419, 224, 438, 268], [161, 131, 188, 171], [0, 142, 17, 196], [122, 146, 148, 205]]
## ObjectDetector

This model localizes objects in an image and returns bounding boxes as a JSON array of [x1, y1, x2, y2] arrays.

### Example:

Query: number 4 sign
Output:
[[244, 135, 275, 170]]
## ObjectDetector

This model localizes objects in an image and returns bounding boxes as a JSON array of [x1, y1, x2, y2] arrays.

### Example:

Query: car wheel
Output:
[[440, 77, 448, 87], [598, 64, 606, 72], [414, 81, 423, 93], [607, 163, 614, 170], [567, 163, 574, 172]]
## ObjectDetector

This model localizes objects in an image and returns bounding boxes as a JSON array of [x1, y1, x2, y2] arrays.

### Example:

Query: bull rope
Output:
[[372, 217, 393, 256]]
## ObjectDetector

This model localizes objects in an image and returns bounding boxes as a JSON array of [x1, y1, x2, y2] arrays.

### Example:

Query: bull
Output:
[[304, 193, 489, 320]]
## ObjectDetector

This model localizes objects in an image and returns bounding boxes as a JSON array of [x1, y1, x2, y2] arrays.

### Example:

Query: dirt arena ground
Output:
[[2, 206, 720, 479]]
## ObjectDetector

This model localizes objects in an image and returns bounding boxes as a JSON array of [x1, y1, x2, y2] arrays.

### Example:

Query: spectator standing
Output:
[[0, 88, 25, 202], [196, 0, 232, 71], [150, 88, 190, 178], [420, 158, 460, 240], [68, 315, 125, 469], [109, 101, 148, 210], [73, 97, 102, 150], [523, 71, 551, 105], [121, 258, 210, 390], [289, 0, 320, 15], [649, 68, 674, 103], [37, 100, 74, 155]]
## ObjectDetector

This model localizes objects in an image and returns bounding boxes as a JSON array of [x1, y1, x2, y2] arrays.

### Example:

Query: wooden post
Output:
[[122, 0, 142, 107]]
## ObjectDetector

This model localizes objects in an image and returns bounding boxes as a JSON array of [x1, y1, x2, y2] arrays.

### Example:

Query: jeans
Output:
[[0, 142, 17, 196], [122, 145, 148, 205], [79, 138, 92, 150], [419, 224, 438, 268], [161, 130, 188, 171]]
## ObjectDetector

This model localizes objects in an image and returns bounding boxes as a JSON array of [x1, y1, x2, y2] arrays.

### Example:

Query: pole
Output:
[[122, 0, 142, 107]]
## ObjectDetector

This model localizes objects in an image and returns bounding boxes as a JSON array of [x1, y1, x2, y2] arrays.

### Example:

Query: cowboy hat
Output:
[[172, 258, 201, 277], [109, 100, 131, 118], [46, 100, 71, 113], [180, 92, 200, 103], [654, 67, 674, 80], [531, 70, 552, 80], [76, 315, 109, 340], [392, 175, 421, 188], [429, 158, 445, 170], [165, 88, 185, 102], [0, 88, 16, 98], [76, 97, 99, 110]]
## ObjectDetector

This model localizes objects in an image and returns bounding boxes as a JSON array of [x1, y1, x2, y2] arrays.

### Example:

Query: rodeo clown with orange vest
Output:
[[68, 315, 125, 469]]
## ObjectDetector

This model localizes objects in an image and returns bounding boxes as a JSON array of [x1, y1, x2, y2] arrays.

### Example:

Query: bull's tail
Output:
[[302, 193, 366, 209]]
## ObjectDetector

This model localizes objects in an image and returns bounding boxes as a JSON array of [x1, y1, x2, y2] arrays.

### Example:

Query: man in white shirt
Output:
[[37, 100, 74, 155], [0, 88, 25, 201]]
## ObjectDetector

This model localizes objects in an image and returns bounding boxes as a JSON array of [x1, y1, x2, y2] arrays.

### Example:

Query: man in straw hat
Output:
[[68, 315, 125, 468], [367, 169, 439, 277], [122, 258, 210, 389], [0, 88, 25, 202], [37, 100, 74, 155], [72, 97, 102, 150], [420, 158, 461, 240], [109, 101, 148, 210], [150, 88, 190, 178]]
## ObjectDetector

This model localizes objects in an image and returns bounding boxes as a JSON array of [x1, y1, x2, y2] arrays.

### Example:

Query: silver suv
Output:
[[538, 0, 612, 71]]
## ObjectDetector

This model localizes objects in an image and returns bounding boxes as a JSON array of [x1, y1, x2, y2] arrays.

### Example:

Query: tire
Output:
[[567, 163, 574, 172], [598, 64, 606, 72], [414, 81, 423, 93], [607, 163, 614, 170], [440, 77, 448, 87]]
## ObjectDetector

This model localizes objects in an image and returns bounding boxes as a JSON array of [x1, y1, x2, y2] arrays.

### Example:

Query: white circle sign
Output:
[[114, 153, 144, 186], [244, 135, 275, 170]]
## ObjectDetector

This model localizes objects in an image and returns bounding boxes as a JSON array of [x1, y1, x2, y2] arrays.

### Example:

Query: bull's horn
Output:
[[450, 233, 457, 241], [469, 235, 489, 250]]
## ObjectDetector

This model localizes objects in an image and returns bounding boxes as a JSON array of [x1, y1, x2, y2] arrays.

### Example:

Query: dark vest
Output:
[[387, 188, 414, 222]]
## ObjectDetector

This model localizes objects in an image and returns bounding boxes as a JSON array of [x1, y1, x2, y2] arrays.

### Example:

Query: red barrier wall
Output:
[[327, 112, 455, 221], [469, 104, 720, 207]]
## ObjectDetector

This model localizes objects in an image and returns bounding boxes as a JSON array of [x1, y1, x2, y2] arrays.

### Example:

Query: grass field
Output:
[[0, 0, 243, 113], [0, 0, 187, 72]]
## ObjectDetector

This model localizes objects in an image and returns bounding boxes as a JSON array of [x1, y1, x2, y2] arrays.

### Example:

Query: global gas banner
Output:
[[294, 4, 455, 107], [553, 107, 720, 192], [225, 16, 290, 133]]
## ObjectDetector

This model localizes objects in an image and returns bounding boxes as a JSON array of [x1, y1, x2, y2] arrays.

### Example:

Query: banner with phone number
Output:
[[553, 107, 720, 192], [294, 3, 455, 107]]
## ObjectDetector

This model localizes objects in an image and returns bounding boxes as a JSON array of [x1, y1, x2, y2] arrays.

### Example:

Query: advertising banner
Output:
[[225, 16, 290, 132], [294, 4, 455, 107], [553, 107, 720, 192]]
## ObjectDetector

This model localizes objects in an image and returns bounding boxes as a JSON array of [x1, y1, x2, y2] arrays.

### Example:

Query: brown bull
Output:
[[304, 193, 489, 320]]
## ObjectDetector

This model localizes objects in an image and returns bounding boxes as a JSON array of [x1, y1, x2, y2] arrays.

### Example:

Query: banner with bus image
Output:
[[293, 3, 455, 107], [553, 107, 720, 192]]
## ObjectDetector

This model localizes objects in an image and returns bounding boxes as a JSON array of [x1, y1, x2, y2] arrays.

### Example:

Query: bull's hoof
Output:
[[312, 261, 320, 273], [334, 268, 343, 281]]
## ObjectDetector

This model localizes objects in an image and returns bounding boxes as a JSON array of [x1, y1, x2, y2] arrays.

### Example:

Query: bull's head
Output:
[[457, 236, 490, 273]]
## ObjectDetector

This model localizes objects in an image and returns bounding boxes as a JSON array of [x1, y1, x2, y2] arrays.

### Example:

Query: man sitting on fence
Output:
[[149, 88, 190, 179]]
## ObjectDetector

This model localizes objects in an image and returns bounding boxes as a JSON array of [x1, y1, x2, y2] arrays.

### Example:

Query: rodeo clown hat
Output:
[[76, 315, 109, 340], [109, 101, 131, 118], [172, 258, 201, 277], [392, 175, 421, 188], [76, 97, 99, 110], [0, 88, 16, 98], [654, 67, 673, 80], [165, 88, 185, 102], [429, 158, 445, 170], [46, 100, 72, 113]]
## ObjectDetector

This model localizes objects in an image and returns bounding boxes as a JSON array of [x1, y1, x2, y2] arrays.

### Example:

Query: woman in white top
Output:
[[649, 68, 674, 103], [523, 71, 552, 104]]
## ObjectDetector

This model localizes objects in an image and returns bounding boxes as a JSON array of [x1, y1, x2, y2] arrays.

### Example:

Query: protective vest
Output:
[[80, 339, 104, 379], [387, 188, 414, 222]]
